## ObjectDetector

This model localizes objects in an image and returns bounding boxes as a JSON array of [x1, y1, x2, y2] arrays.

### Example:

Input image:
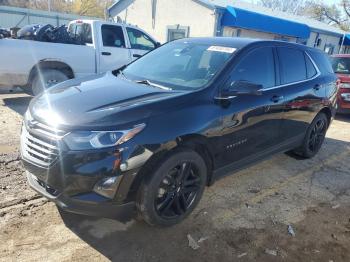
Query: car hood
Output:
[[30, 72, 187, 130]]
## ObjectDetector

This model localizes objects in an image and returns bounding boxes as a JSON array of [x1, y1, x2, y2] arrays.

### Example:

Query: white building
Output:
[[108, 0, 350, 54]]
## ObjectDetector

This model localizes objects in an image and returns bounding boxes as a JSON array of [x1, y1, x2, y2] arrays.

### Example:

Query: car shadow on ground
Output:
[[3, 96, 32, 116], [58, 208, 206, 261], [335, 113, 350, 123], [58, 136, 350, 261]]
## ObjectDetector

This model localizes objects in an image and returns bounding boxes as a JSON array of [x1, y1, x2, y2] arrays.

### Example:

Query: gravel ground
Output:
[[0, 89, 350, 262]]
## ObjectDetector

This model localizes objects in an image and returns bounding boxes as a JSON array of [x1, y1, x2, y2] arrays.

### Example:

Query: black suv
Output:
[[21, 38, 337, 226]]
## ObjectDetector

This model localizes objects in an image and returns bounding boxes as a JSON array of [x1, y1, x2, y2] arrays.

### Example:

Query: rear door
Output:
[[125, 27, 157, 60], [98, 24, 131, 73], [215, 46, 285, 167], [277, 47, 324, 141]]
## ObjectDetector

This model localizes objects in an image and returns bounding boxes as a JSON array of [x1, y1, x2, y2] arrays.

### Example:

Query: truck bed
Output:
[[0, 38, 96, 87]]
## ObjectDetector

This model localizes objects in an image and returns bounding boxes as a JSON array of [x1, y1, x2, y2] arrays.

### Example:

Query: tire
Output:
[[293, 112, 328, 159], [31, 69, 69, 96], [137, 148, 207, 226]]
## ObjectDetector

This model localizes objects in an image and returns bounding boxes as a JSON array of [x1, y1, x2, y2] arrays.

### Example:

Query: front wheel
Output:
[[31, 69, 69, 96], [293, 112, 328, 158], [137, 148, 207, 226]]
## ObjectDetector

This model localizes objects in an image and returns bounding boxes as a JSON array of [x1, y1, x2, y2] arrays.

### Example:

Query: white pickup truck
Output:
[[0, 20, 159, 95]]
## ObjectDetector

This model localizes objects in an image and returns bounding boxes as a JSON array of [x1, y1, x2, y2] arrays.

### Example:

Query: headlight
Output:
[[63, 123, 146, 150]]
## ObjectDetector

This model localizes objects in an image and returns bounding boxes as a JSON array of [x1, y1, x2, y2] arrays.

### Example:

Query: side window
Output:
[[68, 23, 92, 44], [305, 53, 317, 78], [309, 51, 334, 74], [229, 47, 275, 89], [278, 47, 306, 84], [101, 25, 125, 48], [126, 27, 156, 51]]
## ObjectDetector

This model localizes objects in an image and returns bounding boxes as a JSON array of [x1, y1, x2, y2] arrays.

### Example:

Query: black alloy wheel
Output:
[[137, 149, 207, 226], [155, 162, 201, 219], [308, 118, 327, 153], [293, 112, 328, 159]]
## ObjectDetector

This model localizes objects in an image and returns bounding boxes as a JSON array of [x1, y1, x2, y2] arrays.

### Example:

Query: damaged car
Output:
[[21, 38, 337, 226]]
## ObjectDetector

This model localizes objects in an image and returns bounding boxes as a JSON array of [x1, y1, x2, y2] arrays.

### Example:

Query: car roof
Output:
[[173, 37, 318, 52], [174, 37, 257, 48]]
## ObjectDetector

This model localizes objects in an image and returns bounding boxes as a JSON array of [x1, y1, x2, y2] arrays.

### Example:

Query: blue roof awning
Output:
[[221, 6, 310, 39]]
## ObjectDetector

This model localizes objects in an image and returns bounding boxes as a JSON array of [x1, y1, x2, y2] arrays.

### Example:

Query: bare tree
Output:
[[72, 0, 113, 18], [259, 0, 350, 31], [258, 0, 309, 15], [305, 1, 350, 31], [0, 0, 114, 17], [1, 0, 72, 11]]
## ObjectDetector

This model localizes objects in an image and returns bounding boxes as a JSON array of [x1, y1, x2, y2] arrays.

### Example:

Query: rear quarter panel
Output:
[[0, 38, 96, 87]]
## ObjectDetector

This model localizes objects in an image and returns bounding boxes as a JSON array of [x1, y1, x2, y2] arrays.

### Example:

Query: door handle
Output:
[[270, 95, 284, 103], [313, 84, 321, 91], [102, 52, 111, 56], [133, 54, 142, 58]]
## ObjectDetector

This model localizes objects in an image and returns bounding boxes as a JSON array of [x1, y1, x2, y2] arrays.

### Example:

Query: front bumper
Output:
[[20, 110, 155, 221], [21, 140, 153, 221], [26, 170, 136, 221]]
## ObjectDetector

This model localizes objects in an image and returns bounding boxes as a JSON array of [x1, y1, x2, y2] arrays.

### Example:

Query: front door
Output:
[[125, 27, 157, 60], [99, 24, 131, 73], [214, 46, 285, 168]]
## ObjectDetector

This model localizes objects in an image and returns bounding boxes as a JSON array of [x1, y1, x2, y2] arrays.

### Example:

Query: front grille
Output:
[[21, 121, 66, 167]]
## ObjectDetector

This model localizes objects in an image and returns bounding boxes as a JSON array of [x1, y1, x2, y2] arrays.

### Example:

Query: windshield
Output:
[[121, 41, 235, 90], [331, 57, 350, 74]]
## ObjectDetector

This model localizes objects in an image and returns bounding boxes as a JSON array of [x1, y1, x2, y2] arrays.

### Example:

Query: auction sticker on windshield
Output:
[[207, 46, 237, 53]]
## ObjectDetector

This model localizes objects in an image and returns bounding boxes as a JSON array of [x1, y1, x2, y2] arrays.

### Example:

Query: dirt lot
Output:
[[0, 89, 350, 262]]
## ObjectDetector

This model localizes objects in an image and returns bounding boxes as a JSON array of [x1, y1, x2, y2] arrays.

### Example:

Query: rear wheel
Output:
[[31, 69, 69, 96], [137, 148, 207, 226], [293, 112, 328, 158]]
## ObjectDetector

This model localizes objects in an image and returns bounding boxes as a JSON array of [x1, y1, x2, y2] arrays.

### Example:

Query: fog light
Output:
[[93, 176, 119, 199]]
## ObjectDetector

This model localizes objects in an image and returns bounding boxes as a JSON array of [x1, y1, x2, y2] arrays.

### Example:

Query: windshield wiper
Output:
[[135, 79, 172, 90]]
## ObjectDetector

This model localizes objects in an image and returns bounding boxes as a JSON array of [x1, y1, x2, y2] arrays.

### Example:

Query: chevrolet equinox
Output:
[[21, 38, 338, 226]]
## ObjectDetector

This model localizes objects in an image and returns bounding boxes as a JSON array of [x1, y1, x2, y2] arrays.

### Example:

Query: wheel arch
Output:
[[28, 60, 75, 86], [176, 134, 215, 185], [123, 134, 215, 203], [319, 106, 332, 127]]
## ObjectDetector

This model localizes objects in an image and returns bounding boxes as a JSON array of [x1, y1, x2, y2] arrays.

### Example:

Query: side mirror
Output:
[[223, 80, 263, 97], [155, 42, 161, 48]]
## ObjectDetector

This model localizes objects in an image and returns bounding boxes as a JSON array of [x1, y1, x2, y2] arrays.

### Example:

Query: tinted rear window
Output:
[[277, 47, 307, 84], [309, 51, 334, 74]]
